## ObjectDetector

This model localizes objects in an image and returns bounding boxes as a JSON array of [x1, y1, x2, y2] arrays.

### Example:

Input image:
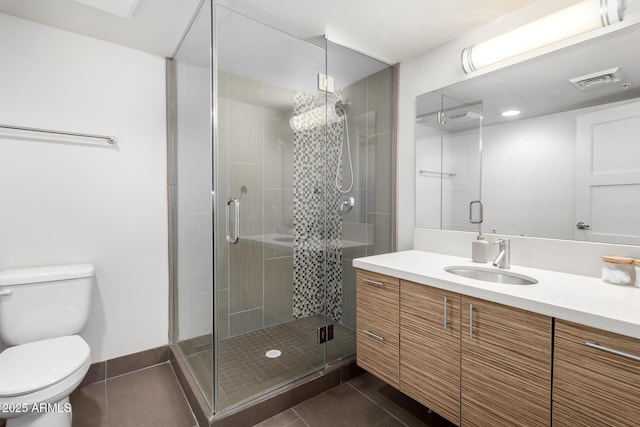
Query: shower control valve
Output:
[[339, 195, 355, 213]]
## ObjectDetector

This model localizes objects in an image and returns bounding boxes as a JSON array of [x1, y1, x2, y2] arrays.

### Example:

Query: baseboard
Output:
[[81, 345, 170, 387]]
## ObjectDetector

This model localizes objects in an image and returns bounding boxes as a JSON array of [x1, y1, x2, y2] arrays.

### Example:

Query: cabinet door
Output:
[[400, 280, 461, 425], [554, 319, 640, 426], [461, 296, 552, 427], [356, 270, 399, 387], [552, 402, 608, 427]]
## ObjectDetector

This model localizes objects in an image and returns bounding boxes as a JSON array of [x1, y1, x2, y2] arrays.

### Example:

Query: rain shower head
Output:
[[289, 97, 349, 131]]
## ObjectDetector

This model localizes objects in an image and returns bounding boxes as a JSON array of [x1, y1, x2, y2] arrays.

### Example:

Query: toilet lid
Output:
[[0, 335, 90, 397]]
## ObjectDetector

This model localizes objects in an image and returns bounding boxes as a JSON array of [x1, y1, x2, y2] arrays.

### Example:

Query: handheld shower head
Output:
[[335, 100, 350, 116]]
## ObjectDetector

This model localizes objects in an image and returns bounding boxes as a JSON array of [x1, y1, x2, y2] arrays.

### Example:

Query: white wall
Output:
[[0, 14, 168, 362], [397, 0, 640, 250]]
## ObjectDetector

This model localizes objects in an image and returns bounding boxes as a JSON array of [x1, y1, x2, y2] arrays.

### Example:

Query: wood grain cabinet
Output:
[[552, 402, 608, 427], [461, 296, 552, 427], [400, 280, 461, 425], [355, 270, 566, 425], [355, 269, 399, 387], [554, 320, 640, 426]]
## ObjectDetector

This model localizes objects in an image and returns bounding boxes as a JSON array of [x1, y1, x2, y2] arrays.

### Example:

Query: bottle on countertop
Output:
[[472, 230, 489, 263]]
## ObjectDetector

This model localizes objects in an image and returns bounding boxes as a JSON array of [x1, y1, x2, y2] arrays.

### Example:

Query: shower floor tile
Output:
[[180, 315, 355, 410]]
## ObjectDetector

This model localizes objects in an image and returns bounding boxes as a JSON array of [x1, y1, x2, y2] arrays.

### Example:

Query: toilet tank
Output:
[[0, 264, 94, 346]]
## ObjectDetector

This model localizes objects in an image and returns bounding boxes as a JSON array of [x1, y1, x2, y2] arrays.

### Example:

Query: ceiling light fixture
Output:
[[461, 0, 625, 74], [501, 110, 521, 117]]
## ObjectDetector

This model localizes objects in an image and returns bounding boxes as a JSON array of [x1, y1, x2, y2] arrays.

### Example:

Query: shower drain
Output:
[[265, 349, 282, 358]]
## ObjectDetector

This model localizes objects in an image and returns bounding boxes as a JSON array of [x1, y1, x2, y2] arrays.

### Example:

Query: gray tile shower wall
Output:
[[340, 67, 396, 329], [264, 256, 294, 327], [217, 71, 298, 338]]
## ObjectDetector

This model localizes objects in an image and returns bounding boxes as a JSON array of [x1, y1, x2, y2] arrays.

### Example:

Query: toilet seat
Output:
[[0, 336, 90, 397]]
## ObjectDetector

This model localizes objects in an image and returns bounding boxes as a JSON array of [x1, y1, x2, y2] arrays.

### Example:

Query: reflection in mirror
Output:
[[469, 200, 483, 225], [416, 95, 482, 232], [415, 24, 640, 245]]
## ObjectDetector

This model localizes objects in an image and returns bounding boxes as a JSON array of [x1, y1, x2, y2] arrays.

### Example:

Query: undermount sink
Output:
[[444, 266, 538, 285]]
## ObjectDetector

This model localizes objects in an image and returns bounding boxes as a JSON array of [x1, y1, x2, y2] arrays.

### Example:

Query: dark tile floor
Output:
[[70, 362, 196, 427], [0, 364, 453, 427], [254, 372, 455, 427]]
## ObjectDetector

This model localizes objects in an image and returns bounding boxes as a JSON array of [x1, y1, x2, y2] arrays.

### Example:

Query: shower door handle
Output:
[[226, 197, 239, 244]]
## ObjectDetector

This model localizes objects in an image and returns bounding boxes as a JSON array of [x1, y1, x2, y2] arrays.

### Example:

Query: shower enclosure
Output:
[[169, 1, 395, 415]]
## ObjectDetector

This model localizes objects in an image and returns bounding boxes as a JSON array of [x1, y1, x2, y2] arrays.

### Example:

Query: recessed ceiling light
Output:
[[502, 110, 521, 117], [75, 0, 140, 18]]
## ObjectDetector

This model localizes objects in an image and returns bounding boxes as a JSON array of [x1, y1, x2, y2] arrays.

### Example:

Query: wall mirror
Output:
[[415, 23, 640, 245]]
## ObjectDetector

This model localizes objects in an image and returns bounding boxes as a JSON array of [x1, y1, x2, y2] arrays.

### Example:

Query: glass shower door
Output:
[[214, 5, 329, 411]]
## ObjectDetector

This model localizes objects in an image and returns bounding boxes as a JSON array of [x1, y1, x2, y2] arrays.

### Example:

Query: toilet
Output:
[[0, 264, 94, 427]]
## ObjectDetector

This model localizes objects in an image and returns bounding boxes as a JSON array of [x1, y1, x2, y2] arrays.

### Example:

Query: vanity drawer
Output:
[[356, 269, 399, 298], [554, 320, 640, 426], [356, 269, 399, 387], [356, 270, 399, 338], [357, 328, 399, 388]]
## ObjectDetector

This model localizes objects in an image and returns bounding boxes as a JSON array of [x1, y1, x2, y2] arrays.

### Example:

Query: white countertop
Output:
[[353, 250, 640, 340]]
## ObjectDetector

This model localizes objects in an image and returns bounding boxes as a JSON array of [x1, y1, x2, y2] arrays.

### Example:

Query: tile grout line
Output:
[[167, 362, 200, 427], [105, 360, 172, 382], [101, 361, 197, 427], [290, 408, 310, 427], [103, 374, 109, 427], [345, 382, 410, 427]]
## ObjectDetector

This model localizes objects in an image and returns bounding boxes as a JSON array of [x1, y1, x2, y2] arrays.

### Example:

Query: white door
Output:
[[575, 100, 640, 244]]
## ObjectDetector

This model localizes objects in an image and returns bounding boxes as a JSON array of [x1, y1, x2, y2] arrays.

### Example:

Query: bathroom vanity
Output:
[[354, 250, 640, 426]]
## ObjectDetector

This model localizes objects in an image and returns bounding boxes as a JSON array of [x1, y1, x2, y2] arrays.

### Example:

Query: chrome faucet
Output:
[[493, 238, 511, 269]]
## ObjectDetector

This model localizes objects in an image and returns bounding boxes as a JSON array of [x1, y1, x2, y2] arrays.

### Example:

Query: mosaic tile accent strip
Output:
[[292, 92, 343, 322]]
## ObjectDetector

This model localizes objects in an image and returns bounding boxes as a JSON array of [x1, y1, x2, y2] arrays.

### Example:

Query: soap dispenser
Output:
[[472, 230, 489, 263]]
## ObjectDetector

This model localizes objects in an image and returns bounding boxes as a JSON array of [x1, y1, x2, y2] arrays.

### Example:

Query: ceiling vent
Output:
[[569, 67, 621, 90]]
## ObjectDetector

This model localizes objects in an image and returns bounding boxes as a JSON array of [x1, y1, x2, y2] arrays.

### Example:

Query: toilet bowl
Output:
[[0, 265, 94, 427], [0, 336, 91, 427]]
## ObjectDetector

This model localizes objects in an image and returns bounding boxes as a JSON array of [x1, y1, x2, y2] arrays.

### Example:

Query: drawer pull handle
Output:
[[444, 296, 448, 330], [362, 329, 385, 341], [585, 341, 640, 362], [363, 278, 385, 287], [469, 304, 474, 338]]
